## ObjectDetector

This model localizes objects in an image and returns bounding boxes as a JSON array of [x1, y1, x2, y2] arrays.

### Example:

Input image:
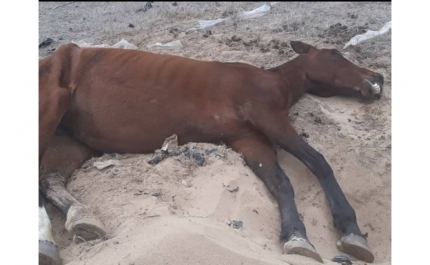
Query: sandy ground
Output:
[[39, 2, 391, 265]]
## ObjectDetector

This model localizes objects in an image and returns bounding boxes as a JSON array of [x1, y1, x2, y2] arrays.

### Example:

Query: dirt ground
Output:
[[39, 2, 391, 265]]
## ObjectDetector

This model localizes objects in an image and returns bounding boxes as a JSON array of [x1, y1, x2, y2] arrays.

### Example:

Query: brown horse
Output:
[[39, 41, 383, 265]]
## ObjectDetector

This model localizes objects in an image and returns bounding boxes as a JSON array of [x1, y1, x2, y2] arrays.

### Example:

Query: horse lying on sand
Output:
[[39, 41, 383, 265]]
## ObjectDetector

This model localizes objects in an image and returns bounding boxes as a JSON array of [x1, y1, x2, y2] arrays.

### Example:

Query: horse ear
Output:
[[290, 41, 317, 54]]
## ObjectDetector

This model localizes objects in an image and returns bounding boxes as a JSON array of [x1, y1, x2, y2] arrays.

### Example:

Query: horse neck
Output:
[[268, 56, 309, 108]]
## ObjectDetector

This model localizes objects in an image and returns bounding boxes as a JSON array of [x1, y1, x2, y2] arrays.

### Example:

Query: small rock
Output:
[[136, 2, 152, 13], [39, 38, 54, 49], [229, 220, 243, 229], [227, 181, 239, 193], [128, 23, 135, 28], [300, 132, 309, 143], [300, 132, 309, 138]]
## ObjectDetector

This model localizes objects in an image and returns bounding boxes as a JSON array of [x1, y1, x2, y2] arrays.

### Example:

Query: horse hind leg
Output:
[[40, 135, 107, 242], [40, 171, 107, 242]]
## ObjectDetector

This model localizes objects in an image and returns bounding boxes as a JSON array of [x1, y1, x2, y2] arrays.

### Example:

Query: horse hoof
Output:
[[39, 240, 61, 265], [284, 236, 323, 263], [337, 233, 375, 263], [72, 217, 107, 241], [65, 205, 107, 241]]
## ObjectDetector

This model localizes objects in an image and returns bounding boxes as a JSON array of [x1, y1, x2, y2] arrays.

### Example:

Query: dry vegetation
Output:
[[39, 2, 391, 265]]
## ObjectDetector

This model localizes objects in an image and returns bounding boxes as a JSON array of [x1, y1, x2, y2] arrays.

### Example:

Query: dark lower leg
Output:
[[282, 139, 375, 262], [250, 162, 307, 242], [228, 134, 323, 262], [290, 144, 361, 236]]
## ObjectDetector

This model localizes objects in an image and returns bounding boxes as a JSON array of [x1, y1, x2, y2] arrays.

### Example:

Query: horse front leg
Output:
[[228, 133, 323, 263], [252, 110, 374, 263]]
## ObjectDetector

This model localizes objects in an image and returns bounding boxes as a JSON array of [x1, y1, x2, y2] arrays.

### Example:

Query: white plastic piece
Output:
[[73, 40, 110, 48], [344, 21, 391, 49], [239, 3, 271, 19], [112, 39, 138, 50], [198, 18, 227, 29], [147, 40, 183, 49], [73, 39, 138, 49]]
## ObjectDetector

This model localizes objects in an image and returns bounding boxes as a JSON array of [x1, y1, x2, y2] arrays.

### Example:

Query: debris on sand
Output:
[[148, 152, 169, 165], [136, 2, 153, 13], [193, 3, 274, 32], [181, 146, 206, 167], [199, 18, 227, 30], [181, 179, 188, 187], [93, 160, 120, 170], [228, 220, 243, 229], [300, 132, 310, 143], [331, 254, 352, 265], [39, 38, 54, 49], [73, 39, 138, 50], [148, 135, 208, 166], [344, 21, 391, 49], [239, 3, 271, 19], [112, 39, 138, 49], [149, 134, 179, 165], [133, 190, 161, 197], [146, 40, 183, 49]]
